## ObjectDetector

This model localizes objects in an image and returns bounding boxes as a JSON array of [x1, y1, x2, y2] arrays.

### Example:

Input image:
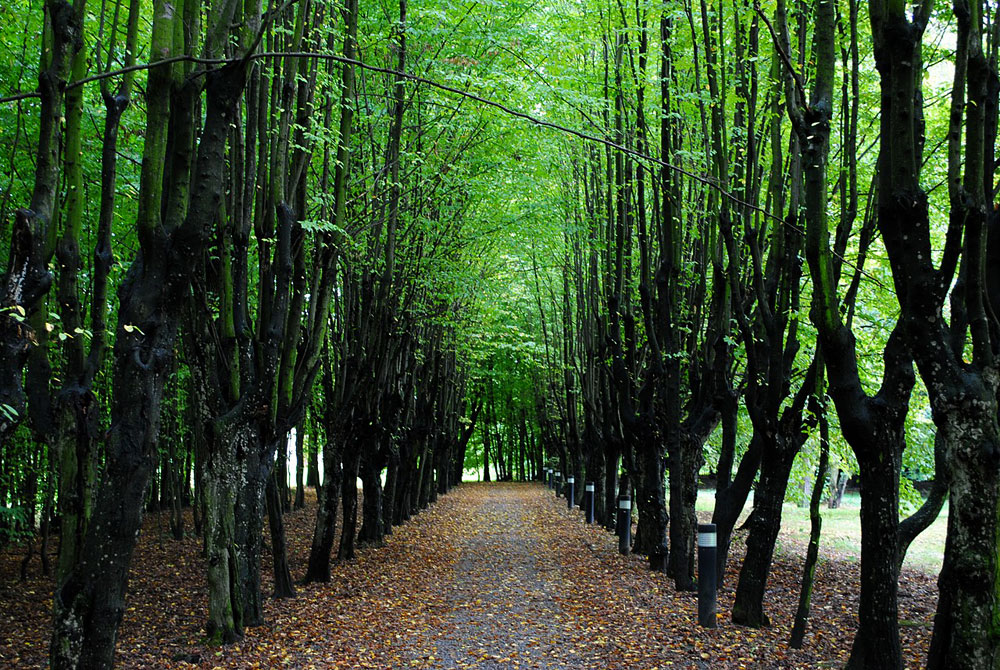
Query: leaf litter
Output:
[[0, 482, 934, 668]]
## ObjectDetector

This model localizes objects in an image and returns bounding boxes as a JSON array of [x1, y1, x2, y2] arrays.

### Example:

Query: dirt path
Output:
[[398, 484, 600, 669], [1, 482, 935, 668]]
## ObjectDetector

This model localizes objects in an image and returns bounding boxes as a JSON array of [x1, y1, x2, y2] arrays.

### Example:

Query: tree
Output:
[[49, 0, 254, 662], [868, 0, 1000, 667]]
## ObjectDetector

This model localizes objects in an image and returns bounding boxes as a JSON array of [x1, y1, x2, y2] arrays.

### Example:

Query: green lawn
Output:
[[695, 489, 947, 575]]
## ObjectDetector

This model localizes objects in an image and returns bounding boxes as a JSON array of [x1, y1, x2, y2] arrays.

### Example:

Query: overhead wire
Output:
[[1, 49, 892, 293]]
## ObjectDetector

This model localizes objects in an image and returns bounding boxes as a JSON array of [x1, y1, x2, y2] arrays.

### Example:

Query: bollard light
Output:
[[584, 482, 595, 523], [567, 476, 575, 509], [698, 523, 718, 628], [617, 494, 631, 555]]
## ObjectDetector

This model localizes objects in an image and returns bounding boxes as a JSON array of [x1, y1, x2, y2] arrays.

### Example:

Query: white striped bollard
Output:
[[698, 523, 718, 628], [584, 482, 595, 523], [617, 494, 631, 555], [566, 476, 575, 509]]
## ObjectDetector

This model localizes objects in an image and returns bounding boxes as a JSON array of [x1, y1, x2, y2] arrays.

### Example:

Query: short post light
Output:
[[617, 494, 631, 555], [698, 523, 718, 628]]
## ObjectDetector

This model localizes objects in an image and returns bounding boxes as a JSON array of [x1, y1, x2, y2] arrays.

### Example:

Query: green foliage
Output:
[[0, 505, 29, 546], [898, 477, 924, 517]]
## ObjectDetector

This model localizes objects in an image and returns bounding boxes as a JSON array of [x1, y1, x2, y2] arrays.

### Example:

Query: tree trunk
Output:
[[265, 471, 296, 598], [633, 434, 669, 571], [306, 414, 320, 494], [926, 406, 1000, 669], [338, 442, 361, 560], [357, 448, 385, 547], [585, 444, 605, 526], [417, 446, 434, 509], [234, 462, 266, 627], [53, 387, 98, 579], [790, 405, 830, 648], [482, 432, 491, 482], [844, 445, 902, 669], [732, 441, 796, 628], [668, 431, 705, 590], [383, 445, 398, 532], [48, 43, 249, 667], [275, 440, 290, 513], [304, 437, 343, 583], [49, 326, 170, 668], [712, 435, 760, 585], [436, 442, 450, 495], [202, 452, 241, 643], [603, 445, 620, 532], [394, 441, 415, 525], [828, 468, 848, 508]]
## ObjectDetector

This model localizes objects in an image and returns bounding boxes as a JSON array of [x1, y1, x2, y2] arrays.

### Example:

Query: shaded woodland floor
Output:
[[0, 482, 936, 668]]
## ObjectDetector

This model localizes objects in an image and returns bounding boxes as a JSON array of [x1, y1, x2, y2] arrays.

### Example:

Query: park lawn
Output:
[[694, 489, 948, 575]]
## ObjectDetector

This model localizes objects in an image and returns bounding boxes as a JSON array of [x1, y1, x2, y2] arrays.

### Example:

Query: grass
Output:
[[694, 489, 947, 575]]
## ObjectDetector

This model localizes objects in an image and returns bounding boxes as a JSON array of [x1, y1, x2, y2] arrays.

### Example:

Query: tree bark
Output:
[[305, 434, 343, 582], [731, 439, 797, 628], [265, 471, 296, 598], [338, 441, 361, 560]]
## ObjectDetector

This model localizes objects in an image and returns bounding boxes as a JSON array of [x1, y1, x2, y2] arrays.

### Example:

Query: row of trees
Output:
[[499, 1, 999, 670], [2, 0, 1000, 668], [0, 0, 536, 665]]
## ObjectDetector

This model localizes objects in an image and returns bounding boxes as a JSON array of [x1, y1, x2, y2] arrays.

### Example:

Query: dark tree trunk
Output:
[[49, 52, 249, 667], [338, 443, 360, 560], [731, 441, 797, 628], [0, 0, 73, 444], [383, 445, 399, 532], [844, 444, 902, 669], [304, 437, 343, 583], [276, 441, 290, 513], [712, 435, 761, 585], [234, 463, 266, 627], [482, 436, 491, 482], [167, 432, 184, 540], [926, 406, 1000, 669], [413, 445, 428, 511], [436, 442, 451, 495], [394, 441, 415, 525], [603, 444, 620, 532], [790, 396, 830, 649], [357, 448, 385, 547], [584, 442, 605, 525], [828, 468, 848, 508], [265, 472, 296, 598], [307, 440, 320, 493], [633, 430, 669, 570], [417, 446, 434, 509], [668, 430, 706, 589], [428, 442, 441, 502]]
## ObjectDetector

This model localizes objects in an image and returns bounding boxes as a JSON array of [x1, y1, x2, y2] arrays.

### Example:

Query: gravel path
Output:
[[411, 484, 594, 669]]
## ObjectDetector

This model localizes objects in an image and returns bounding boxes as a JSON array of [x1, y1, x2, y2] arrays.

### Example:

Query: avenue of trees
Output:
[[0, 0, 998, 668]]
